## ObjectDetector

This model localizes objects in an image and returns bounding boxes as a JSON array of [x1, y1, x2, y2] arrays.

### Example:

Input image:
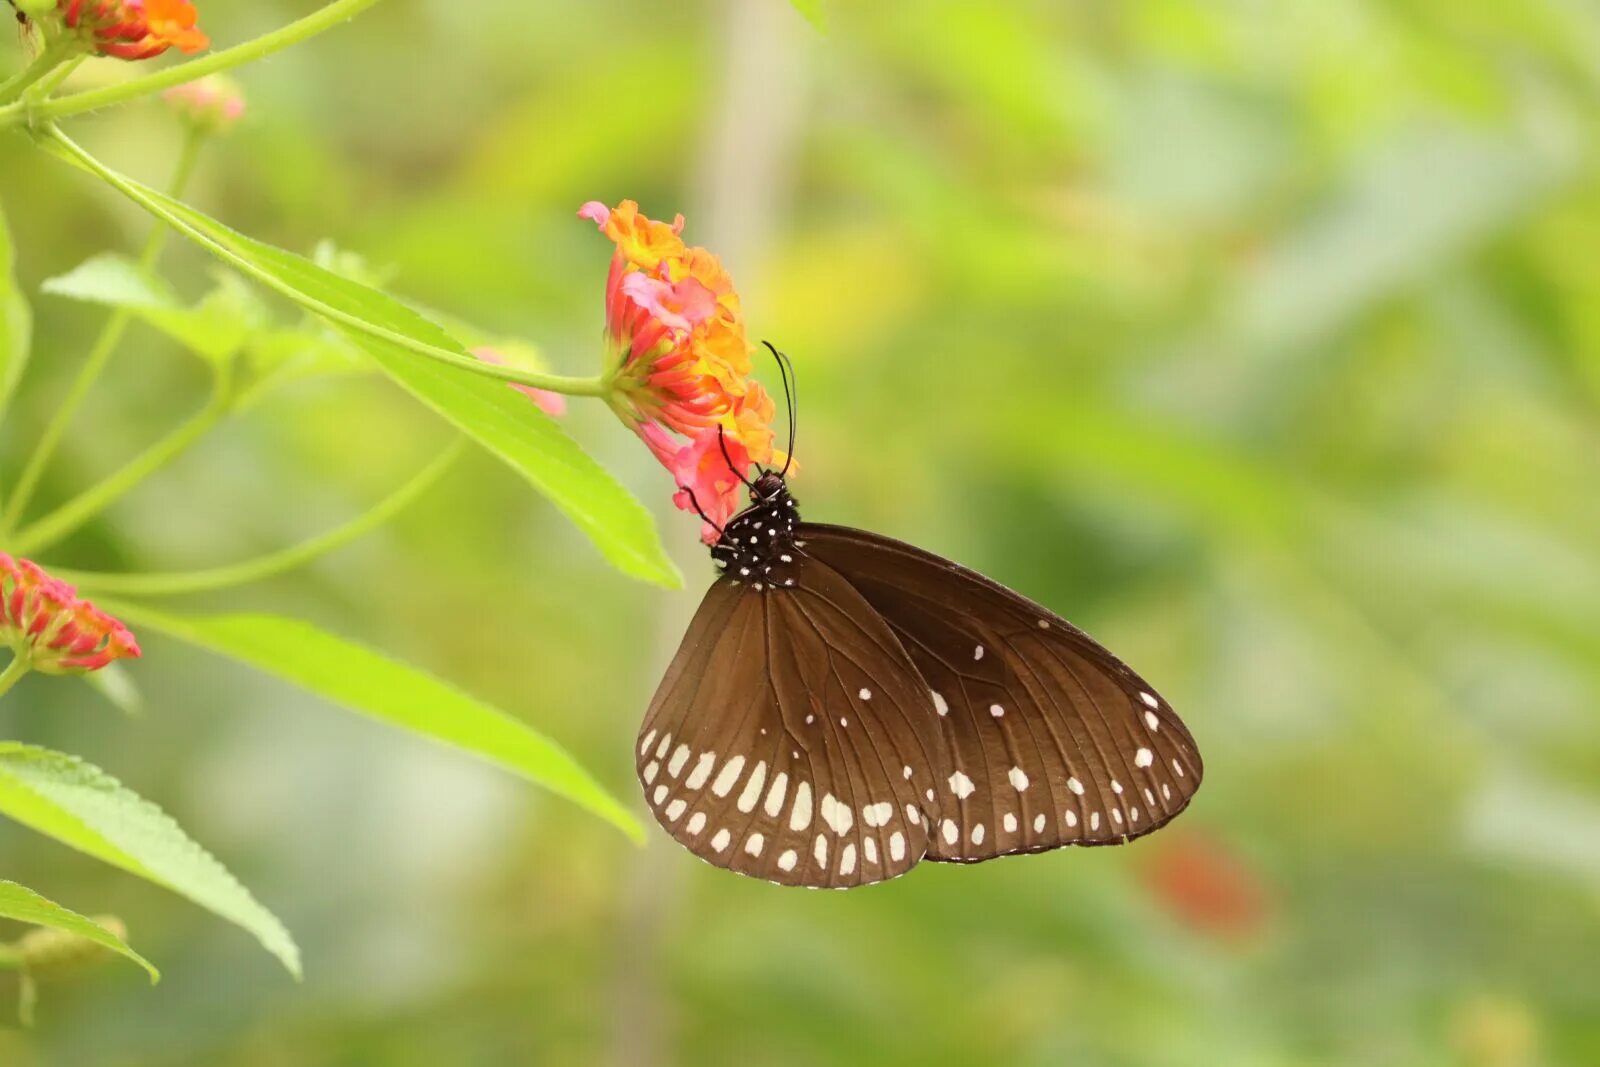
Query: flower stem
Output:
[[0, 654, 30, 699], [41, 126, 612, 398], [2, 128, 206, 533], [49, 438, 463, 597], [0, 40, 72, 107], [9, 368, 232, 557], [0, 0, 392, 131]]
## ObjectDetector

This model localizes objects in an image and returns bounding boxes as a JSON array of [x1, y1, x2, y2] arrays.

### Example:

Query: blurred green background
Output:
[[3, 0, 1599, 1064]]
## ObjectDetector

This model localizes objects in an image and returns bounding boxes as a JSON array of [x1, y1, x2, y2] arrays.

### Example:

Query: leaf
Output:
[[790, 0, 827, 32], [0, 880, 158, 982], [0, 743, 300, 978], [44, 141, 679, 588], [0, 196, 32, 422], [43, 255, 263, 364], [108, 602, 645, 844], [42, 253, 177, 311]]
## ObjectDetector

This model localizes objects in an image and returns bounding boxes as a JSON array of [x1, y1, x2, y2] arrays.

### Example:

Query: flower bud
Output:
[[163, 75, 245, 134]]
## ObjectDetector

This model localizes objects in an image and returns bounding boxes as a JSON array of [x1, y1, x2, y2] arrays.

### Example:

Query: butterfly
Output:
[[637, 348, 1202, 887]]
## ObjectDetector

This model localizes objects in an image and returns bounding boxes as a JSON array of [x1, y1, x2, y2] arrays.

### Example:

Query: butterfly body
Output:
[[641, 472, 1203, 888]]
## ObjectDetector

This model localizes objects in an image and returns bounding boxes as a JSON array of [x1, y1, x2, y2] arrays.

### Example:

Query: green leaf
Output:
[[790, 0, 827, 32], [108, 602, 645, 844], [0, 880, 158, 982], [44, 140, 679, 588], [0, 196, 32, 422], [42, 253, 177, 311], [0, 743, 300, 978], [43, 255, 263, 364]]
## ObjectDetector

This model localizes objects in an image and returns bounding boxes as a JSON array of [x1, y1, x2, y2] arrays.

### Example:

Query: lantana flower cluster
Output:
[[580, 200, 786, 541], [1, 553, 141, 674], [57, 0, 208, 61]]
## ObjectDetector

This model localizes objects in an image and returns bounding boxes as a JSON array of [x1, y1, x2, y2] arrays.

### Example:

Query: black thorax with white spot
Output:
[[711, 473, 801, 590]]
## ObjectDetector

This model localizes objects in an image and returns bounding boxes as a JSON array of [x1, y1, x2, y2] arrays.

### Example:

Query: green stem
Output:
[[41, 126, 611, 398], [49, 439, 463, 597], [30, 56, 86, 101], [0, 0, 391, 130], [0, 655, 30, 699], [0, 41, 72, 107], [2, 128, 206, 532], [9, 369, 231, 556]]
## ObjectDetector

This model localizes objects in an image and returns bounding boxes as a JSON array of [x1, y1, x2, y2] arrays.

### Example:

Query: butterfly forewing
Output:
[[638, 556, 945, 887], [800, 524, 1202, 862]]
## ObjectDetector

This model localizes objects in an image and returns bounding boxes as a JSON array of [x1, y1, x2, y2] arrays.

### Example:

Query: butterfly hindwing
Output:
[[637, 556, 945, 887], [800, 524, 1203, 862]]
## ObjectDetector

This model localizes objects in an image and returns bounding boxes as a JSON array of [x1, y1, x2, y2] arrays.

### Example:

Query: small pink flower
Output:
[[471, 347, 567, 417], [162, 75, 246, 134], [1, 554, 141, 675]]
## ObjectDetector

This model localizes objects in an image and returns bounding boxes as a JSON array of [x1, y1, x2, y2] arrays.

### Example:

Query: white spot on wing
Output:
[[864, 837, 878, 865], [1135, 747, 1154, 768], [687, 812, 706, 835], [652, 785, 667, 805], [1065, 810, 1078, 828], [640, 729, 657, 757], [686, 752, 716, 790], [821, 794, 854, 836], [712, 829, 731, 852], [814, 833, 828, 869], [1145, 711, 1160, 731], [1033, 813, 1046, 833], [668, 745, 690, 778], [643, 761, 659, 785], [889, 831, 906, 861], [1090, 812, 1101, 832], [790, 781, 813, 831], [778, 849, 797, 872], [858, 687, 872, 700], [1003, 813, 1018, 833], [863, 801, 894, 828], [1068, 777, 1085, 795], [1008, 767, 1030, 792], [1140, 692, 1159, 708], [764, 772, 789, 818], [744, 833, 765, 857], [973, 645, 985, 660], [989, 703, 1005, 718], [932, 691, 949, 716], [665, 799, 686, 821], [948, 771, 976, 799], [737, 761, 768, 813], [839, 842, 857, 876], [712, 755, 745, 797], [941, 819, 958, 845], [972, 823, 985, 845], [655, 733, 672, 759]]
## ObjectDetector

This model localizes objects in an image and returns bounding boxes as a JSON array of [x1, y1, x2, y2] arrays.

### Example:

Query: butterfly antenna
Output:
[[677, 484, 725, 537], [716, 426, 757, 490], [762, 341, 797, 479]]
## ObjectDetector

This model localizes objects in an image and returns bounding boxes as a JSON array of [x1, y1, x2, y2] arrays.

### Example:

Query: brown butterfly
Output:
[[637, 348, 1202, 887]]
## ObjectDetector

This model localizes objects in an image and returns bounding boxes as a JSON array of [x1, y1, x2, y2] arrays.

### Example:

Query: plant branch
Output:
[[3, 128, 205, 532], [41, 126, 611, 397], [50, 438, 463, 597], [0, 40, 72, 107], [0, 0, 392, 129], [9, 369, 231, 556], [0, 655, 29, 699]]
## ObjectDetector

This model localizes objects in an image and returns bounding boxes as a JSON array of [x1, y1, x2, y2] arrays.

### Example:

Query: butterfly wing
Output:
[[800, 524, 1202, 861], [637, 557, 947, 887]]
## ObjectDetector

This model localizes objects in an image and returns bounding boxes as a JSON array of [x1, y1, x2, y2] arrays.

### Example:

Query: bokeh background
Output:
[[2, 1, 1599, 1064]]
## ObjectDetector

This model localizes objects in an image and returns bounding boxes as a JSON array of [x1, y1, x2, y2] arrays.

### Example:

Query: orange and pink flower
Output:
[[581, 199, 786, 541], [61, 0, 208, 61], [1, 554, 141, 674]]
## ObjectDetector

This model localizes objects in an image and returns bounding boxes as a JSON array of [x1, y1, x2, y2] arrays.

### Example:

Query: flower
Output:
[[471, 347, 567, 417], [162, 74, 244, 133], [581, 199, 787, 542], [1, 553, 141, 674], [1140, 831, 1271, 940], [60, 0, 208, 61]]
